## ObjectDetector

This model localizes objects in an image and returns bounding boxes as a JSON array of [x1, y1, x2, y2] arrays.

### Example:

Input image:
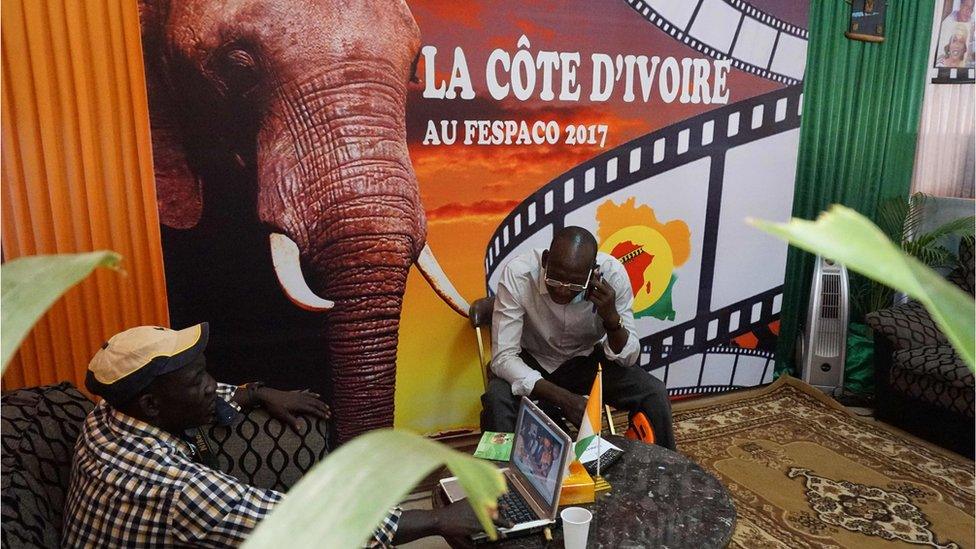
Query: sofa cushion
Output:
[[1, 383, 94, 547], [865, 301, 949, 350], [1, 383, 331, 544], [890, 346, 975, 417], [1, 467, 59, 548], [203, 409, 330, 492]]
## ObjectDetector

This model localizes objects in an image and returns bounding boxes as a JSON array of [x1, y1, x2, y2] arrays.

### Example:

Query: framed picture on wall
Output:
[[932, 0, 976, 83], [845, 0, 887, 42]]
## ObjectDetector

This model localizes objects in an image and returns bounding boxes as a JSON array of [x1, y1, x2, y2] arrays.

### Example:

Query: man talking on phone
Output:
[[481, 226, 675, 450]]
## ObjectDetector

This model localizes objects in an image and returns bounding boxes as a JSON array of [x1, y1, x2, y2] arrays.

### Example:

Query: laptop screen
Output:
[[511, 403, 567, 507]]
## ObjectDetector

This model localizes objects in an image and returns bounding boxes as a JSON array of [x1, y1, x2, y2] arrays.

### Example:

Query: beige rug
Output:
[[673, 376, 975, 549]]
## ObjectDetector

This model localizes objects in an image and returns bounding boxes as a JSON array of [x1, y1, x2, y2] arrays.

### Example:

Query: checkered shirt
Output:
[[62, 383, 400, 547]]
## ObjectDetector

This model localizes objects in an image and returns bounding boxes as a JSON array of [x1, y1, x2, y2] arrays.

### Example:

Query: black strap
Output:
[[185, 427, 221, 470]]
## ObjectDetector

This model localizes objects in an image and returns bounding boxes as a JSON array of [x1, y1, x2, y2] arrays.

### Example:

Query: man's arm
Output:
[[173, 466, 403, 548], [216, 382, 331, 431], [363, 508, 402, 548], [491, 269, 543, 397], [492, 264, 589, 426], [530, 380, 587, 427], [393, 502, 510, 547], [171, 466, 284, 547], [589, 264, 640, 366]]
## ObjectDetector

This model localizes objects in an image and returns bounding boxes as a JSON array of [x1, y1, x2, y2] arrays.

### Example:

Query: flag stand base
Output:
[[592, 475, 611, 494], [559, 461, 595, 505]]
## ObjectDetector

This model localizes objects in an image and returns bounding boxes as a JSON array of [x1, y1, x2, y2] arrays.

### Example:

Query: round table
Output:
[[436, 436, 736, 548]]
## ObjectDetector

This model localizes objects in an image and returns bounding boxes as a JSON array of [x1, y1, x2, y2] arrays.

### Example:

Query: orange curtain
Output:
[[1, 0, 169, 392]]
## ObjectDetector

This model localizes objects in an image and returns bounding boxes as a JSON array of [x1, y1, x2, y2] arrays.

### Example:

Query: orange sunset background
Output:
[[394, 0, 807, 433]]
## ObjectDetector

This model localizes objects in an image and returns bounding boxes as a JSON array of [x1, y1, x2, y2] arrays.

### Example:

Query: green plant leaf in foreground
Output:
[[242, 429, 507, 549], [1, 251, 121, 372], [749, 205, 975, 370]]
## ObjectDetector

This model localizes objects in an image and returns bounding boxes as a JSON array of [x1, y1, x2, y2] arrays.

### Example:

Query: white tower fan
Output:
[[797, 256, 849, 396]]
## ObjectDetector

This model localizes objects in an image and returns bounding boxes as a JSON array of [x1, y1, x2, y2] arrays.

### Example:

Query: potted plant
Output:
[[852, 193, 974, 318], [838, 194, 974, 397]]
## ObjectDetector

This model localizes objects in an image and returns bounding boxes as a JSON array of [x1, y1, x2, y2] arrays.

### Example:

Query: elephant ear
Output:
[[139, 0, 203, 229]]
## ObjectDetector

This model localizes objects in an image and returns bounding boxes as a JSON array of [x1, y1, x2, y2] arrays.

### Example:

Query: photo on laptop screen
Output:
[[512, 405, 567, 506]]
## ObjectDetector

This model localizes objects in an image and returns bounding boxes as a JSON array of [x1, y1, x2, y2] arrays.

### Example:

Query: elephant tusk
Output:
[[269, 233, 335, 312], [416, 243, 470, 317]]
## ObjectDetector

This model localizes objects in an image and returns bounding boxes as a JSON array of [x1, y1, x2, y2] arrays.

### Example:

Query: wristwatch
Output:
[[603, 316, 623, 332], [239, 381, 265, 409]]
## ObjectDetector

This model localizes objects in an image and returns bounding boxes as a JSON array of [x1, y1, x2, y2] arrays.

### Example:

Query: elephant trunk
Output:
[[321, 242, 410, 443], [257, 65, 424, 442]]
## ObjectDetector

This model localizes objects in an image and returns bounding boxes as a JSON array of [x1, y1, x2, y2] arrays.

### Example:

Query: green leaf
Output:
[[876, 194, 911, 241], [749, 205, 975, 370], [242, 429, 507, 549], [904, 242, 953, 269], [914, 215, 976, 248], [1, 251, 121, 372], [902, 192, 929, 242]]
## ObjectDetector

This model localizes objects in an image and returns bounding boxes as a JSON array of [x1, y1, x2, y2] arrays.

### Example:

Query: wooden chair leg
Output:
[[475, 327, 488, 391]]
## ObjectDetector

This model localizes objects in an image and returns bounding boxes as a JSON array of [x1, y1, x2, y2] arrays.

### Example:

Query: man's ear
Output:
[[541, 249, 549, 268], [136, 392, 162, 420]]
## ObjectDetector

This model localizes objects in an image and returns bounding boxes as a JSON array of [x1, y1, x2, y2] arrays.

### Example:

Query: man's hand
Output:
[[434, 501, 482, 547], [558, 392, 588, 429], [586, 268, 618, 323], [256, 388, 330, 431], [434, 501, 512, 549], [588, 266, 630, 354], [531, 380, 587, 429]]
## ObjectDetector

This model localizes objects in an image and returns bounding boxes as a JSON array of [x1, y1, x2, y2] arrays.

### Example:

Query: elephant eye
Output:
[[215, 48, 261, 96]]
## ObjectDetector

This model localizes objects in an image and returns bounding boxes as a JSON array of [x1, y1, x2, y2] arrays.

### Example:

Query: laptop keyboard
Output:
[[583, 448, 624, 476], [498, 484, 536, 524]]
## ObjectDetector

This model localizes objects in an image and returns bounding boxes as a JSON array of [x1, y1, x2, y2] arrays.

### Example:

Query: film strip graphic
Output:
[[930, 66, 976, 84], [483, 83, 803, 396], [625, 0, 808, 86], [637, 286, 781, 371], [654, 319, 780, 395], [482, 83, 803, 276]]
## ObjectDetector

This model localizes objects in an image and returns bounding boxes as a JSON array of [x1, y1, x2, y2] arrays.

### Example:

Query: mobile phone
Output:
[[585, 265, 600, 301]]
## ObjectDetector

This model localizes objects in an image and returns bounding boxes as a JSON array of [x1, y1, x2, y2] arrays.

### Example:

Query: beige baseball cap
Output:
[[85, 323, 209, 406]]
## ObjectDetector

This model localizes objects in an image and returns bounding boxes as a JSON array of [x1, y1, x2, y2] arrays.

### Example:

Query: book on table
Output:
[[473, 431, 514, 461]]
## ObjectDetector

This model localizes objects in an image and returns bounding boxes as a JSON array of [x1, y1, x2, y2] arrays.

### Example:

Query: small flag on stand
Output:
[[573, 366, 602, 460], [559, 366, 603, 505]]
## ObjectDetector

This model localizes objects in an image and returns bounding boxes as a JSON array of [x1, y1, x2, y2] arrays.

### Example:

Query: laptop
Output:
[[439, 397, 572, 540]]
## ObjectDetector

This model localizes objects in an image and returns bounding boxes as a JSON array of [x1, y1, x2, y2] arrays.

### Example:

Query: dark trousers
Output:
[[480, 349, 676, 450]]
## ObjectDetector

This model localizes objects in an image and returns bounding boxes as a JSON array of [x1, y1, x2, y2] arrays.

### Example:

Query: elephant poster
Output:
[[140, 0, 809, 441]]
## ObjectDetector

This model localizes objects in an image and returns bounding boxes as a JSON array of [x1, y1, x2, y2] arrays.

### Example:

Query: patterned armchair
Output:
[[865, 237, 974, 457], [1, 383, 330, 547]]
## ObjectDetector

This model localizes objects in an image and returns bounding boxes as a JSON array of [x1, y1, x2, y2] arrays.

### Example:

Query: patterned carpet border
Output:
[[671, 375, 975, 549], [674, 375, 973, 463]]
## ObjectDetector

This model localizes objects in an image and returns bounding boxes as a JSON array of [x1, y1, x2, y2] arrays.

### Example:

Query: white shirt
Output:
[[491, 249, 641, 396]]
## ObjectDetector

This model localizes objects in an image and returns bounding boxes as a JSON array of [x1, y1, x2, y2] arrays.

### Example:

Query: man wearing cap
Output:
[[63, 323, 489, 547]]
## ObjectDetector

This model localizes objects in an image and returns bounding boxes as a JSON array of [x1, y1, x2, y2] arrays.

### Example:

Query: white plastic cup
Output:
[[560, 506, 593, 549]]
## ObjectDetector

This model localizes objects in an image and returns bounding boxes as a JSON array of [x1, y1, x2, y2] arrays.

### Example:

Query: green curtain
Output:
[[776, 0, 934, 375]]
